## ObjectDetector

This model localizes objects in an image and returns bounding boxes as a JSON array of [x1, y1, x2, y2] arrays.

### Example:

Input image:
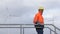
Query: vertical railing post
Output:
[[55, 28, 56, 34], [23, 27, 24, 34], [53, 25, 57, 34], [20, 24, 22, 34], [50, 30, 52, 34]]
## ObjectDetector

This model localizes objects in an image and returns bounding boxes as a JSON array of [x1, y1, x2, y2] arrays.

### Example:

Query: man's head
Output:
[[38, 6, 44, 15]]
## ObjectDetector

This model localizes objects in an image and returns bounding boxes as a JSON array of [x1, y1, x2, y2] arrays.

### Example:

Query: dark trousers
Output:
[[35, 25, 44, 34], [36, 28, 43, 34]]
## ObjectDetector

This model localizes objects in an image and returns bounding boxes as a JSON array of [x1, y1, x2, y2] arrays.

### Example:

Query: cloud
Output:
[[0, 0, 60, 34], [0, 0, 60, 25], [23, 0, 60, 9]]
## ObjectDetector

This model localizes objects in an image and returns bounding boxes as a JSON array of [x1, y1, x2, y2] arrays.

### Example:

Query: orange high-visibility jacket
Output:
[[33, 12, 44, 25]]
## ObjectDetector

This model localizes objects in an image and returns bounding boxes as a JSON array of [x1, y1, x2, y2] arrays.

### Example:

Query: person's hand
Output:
[[34, 22, 37, 25]]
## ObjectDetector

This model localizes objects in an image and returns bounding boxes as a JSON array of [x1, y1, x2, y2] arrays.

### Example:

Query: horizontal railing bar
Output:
[[0, 27, 57, 34], [0, 27, 45, 28], [0, 24, 58, 34], [0, 24, 52, 25], [0, 24, 59, 32], [0, 27, 20, 28], [22, 27, 57, 34]]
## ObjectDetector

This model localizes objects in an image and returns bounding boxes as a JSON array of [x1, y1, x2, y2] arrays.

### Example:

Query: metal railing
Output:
[[0, 24, 60, 34]]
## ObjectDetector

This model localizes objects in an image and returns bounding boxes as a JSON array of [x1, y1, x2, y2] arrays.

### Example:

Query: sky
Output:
[[0, 0, 60, 34], [0, 0, 60, 27]]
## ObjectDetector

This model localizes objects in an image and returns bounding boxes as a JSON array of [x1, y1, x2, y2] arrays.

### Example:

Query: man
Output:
[[33, 6, 44, 34]]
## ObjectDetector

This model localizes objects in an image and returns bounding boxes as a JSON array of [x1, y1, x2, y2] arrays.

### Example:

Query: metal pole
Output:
[[55, 28, 56, 34], [53, 25, 57, 34], [50, 30, 51, 34], [23, 27, 24, 34], [20, 25, 22, 34]]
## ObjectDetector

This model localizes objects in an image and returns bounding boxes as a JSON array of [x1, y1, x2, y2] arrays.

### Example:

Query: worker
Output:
[[33, 6, 44, 34]]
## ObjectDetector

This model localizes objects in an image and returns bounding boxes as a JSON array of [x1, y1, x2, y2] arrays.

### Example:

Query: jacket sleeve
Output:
[[33, 14, 38, 24]]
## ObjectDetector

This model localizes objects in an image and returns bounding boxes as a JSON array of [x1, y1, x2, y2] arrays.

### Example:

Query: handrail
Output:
[[22, 26, 57, 34], [0, 24, 60, 30], [45, 27, 57, 34], [52, 25, 60, 31], [0, 24, 59, 34], [0, 24, 53, 25]]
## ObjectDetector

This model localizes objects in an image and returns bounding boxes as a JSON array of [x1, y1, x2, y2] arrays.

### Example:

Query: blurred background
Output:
[[0, 0, 60, 34]]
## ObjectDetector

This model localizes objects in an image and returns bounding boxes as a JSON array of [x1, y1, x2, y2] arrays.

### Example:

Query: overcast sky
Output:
[[0, 0, 60, 34], [0, 0, 60, 27]]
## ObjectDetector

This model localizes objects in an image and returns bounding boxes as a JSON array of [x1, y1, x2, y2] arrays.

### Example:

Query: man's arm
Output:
[[33, 14, 38, 24]]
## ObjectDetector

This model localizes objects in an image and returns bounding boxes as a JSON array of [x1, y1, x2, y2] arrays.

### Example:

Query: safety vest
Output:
[[33, 12, 44, 25]]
